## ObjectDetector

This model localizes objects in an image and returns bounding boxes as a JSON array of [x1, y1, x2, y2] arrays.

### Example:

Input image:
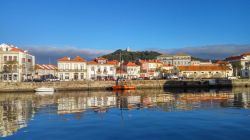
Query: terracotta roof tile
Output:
[[178, 65, 231, 71], [124, 62, 138, 67], [72, 56, 86, 62]]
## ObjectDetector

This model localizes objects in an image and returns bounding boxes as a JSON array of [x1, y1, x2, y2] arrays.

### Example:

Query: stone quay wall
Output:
[[0, 79, 250, 92]]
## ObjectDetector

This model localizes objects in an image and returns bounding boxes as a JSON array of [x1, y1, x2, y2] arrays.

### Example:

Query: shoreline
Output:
[[0, 79, 249, 93]]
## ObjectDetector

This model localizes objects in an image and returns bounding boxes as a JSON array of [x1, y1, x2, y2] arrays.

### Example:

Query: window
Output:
[[22, 58, 25, 63], [4, 56, 7, 61], [14, 56, 17, 61], [74, 64, 78, 70], [28, 59, 31, 62], [91, 66, 95, 71], [110, 67, 113, 71], [9, 74, 12, 80], [9, 56, 12, 61], [59, 64, 64, 70], [65, 64, 69, 70], [80, 65, 84, 70], [81, 73, 84, 79], [65, 73, 69, 79], [13, 74, 18, 80], [3, 74, 7, 80]]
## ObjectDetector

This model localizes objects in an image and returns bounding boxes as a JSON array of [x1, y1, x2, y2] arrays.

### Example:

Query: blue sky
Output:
[[0, 0, 250, 62]]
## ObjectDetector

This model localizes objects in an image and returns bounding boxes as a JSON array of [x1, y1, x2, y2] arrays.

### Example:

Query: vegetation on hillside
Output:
[[102, 49, 162, 62]]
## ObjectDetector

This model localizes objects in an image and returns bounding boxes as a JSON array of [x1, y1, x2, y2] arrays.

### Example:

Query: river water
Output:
[[1, 88, 250, 140]]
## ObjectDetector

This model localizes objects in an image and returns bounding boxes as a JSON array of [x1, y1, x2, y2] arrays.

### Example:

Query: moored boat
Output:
[[112, 85, 135, 90], [35, 87, 54, 92], [35, 91, 54, 96]]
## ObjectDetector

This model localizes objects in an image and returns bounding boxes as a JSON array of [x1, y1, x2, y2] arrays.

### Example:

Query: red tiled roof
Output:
[[178, 65, 231, 71], [124, 62, 138, 67], [242, 52, 250, 56], [71, 56, 86, 62], [58, 56, 86, 62], [35, 64, 58, 70], [225, 52, 250, 61], [10, 47, 25, 53], [216, 60, 229, 65], [58, 56, 71, 61], [87, 61, 98, 64], [107, 60, 119, 65]]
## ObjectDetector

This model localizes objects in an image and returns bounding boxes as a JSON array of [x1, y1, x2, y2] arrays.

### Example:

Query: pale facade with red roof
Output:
[[138, 59, 162, 78], [57, 56, 87, 81], [178, 64, 233, 79], [87, 57, 118, 80], [225, 52, 250, 78], [123, 62, 140, 79], [0, 43, 35, 82]]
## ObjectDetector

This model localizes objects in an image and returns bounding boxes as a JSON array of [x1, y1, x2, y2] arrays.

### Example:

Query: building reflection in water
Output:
[[0, 93, 35, 137], [1, 88, 250, 137]]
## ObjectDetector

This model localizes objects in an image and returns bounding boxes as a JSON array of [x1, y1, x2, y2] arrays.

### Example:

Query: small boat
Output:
[[35, 91, 54, 96], [112, 78, 136, 90], [112, 85, 135, 90], [35, 87, 54, 92]]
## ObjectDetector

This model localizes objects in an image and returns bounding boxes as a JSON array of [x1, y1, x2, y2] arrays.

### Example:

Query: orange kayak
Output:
[[112, 85, 136, 90]]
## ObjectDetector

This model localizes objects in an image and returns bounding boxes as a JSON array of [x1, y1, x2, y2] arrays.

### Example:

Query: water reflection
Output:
[[0, 88, 250, 137]]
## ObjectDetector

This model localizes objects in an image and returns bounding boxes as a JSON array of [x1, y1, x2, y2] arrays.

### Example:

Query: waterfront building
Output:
[[123, 62, 140, 79], [0, 43, 35, 82], [34, 64, 58, 79], [87, 57, 118, 80], [57, 56, 87, 81], [138, 59, 162, 78], [225, 52, 250, 78], [178, 65, 233, 79], [116, 69, 128, 78], [157, 53, 191, 66]]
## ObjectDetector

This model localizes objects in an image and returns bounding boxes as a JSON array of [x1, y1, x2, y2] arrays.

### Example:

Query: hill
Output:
[[102, 49, 162, 62]]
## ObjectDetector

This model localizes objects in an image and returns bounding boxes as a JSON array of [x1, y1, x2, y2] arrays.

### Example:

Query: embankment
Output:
[[0, 79, 249, 92]]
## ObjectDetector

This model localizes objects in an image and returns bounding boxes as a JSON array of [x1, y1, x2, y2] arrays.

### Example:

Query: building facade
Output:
[[138, 60, 162, 78], [0, 43, 35, 82], [157, 54, 191, 66], [87, 58, 118, 80], [225, 52, 250, 78], [57, 56, 87, 81], [178, 65, 233, 79], [123, 62, 140, 79]]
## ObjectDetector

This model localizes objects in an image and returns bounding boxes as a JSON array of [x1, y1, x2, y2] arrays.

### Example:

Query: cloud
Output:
[[23, 45, 112, 64], [156, 44, 250, 60]]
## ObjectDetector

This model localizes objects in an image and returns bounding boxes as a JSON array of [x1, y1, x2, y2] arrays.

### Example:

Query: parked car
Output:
[[228, 76, 237, 80], [47, 78, 60, 82]]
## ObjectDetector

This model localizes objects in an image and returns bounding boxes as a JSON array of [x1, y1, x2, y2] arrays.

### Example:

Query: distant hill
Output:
[[102, 49, 162, 62]]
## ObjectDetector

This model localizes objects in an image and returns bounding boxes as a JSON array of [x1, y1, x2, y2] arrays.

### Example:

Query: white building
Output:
[[123, 62, 140, 79], [57, 56, 87, 81], [157, 54, 191, 66], [225, 52, 250, 78], [178, 65, 233, 79], [87, 58, 118, 80], [0, 43, 35, 82]]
